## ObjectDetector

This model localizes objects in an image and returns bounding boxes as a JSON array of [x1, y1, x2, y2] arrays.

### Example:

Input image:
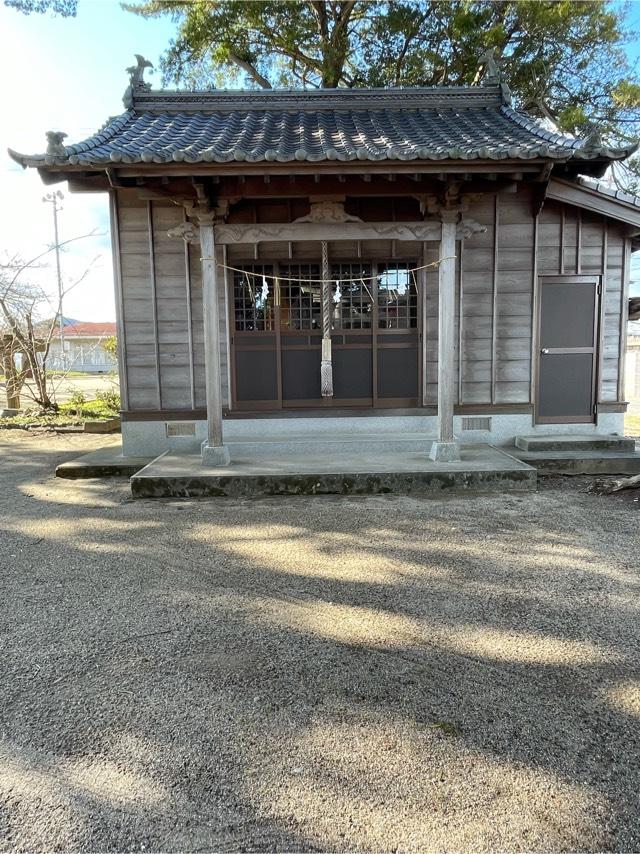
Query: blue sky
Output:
[[1, 0, 639, 321], [1, 0, 175, 322]]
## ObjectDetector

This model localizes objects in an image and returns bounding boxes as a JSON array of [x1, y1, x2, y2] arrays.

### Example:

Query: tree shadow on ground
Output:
[[0, 435, 639, 851]]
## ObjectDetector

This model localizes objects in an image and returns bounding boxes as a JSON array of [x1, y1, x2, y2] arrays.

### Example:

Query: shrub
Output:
[[95, 388, 120, 414], [67, 389, 86, 416]]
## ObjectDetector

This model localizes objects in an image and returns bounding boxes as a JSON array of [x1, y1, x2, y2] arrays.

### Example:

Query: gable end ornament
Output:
[[168, 199, 229, 244], [475, 47, 512, 104], [457, 219, 487, 239], [167, 221, 200, 245], [123, 54, 154, 109], [293, 200, 362, 223], [45, 131, 67, 162]]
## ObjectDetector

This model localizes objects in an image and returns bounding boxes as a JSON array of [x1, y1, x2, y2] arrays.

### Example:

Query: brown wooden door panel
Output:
[[536, 276, 599, 424], [281, 348, 322, 401]]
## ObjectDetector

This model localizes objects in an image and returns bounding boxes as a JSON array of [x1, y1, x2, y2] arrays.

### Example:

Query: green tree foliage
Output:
[[4, 0, 77, 15], [102, 335, 118, 359], [126, 1, 639, 160]]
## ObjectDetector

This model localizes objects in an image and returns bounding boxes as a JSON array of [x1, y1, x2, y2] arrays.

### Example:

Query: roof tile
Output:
[[8, 86, 635, 169]]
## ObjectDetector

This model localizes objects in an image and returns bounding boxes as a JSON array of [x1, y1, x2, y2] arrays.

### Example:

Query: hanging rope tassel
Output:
[[321, 338, 333, 398], [320, 241, 333, 398]]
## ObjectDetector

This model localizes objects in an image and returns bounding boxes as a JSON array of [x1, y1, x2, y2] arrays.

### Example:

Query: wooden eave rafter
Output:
[[546, 178, 640, 232], [40, 157, 553, 185], [54, 160, 557, 199]]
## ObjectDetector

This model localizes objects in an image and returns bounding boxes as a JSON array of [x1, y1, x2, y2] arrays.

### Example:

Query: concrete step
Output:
[[225, 431, 436, 457], [56, 446, 154, 479], [223, 415, 436, 440], [514, 434, 636, 453], [511, 448, 640, 476]]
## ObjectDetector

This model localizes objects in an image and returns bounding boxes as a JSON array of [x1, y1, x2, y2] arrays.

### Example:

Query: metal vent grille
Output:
[[461, 416, 491, 432], [165, 422, 196, 437]]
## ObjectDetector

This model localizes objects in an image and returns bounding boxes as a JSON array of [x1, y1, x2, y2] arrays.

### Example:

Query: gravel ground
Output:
[[0, 430, 639, 853]]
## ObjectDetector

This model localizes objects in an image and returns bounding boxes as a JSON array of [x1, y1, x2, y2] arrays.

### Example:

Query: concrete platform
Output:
[[511, 448, 640, 476], [185, 431, 460, 457], [56, 446, 154, 479], [510, 433, 640, 475], [514, 433, 636, 452], [130, 443, 536, 498]]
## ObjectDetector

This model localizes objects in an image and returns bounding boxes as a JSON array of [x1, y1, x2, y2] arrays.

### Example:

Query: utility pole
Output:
[[42, 190, 65, 368]]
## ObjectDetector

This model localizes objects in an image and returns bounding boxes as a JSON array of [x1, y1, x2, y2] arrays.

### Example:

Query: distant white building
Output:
[[626, 320, 640, 410], [48, 322, 117, 373]]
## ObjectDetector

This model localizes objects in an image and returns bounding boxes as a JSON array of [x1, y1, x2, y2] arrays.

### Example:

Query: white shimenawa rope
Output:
[[205, 258, 453, 284], [211, 255, 456, 402]]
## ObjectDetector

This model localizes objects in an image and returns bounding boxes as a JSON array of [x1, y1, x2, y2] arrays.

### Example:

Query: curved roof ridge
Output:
[[8, 88, 636, 172], [501, 103, 636, 161], [500, 104, 580, 149], [8, 111, 137, 168]]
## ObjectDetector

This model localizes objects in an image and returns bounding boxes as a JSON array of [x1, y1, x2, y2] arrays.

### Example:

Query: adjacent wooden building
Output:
[[10, 58, 640, 462]]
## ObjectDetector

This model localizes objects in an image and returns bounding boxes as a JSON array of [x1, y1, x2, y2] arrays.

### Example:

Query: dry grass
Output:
[[624, 413, 640, 436]]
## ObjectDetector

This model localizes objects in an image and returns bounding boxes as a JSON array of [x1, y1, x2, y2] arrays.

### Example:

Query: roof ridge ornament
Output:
[[45, 131, 67, 158], [123, 54, 153, 109], [581, 123, 604, 152], [476, 48, 512, 105], [477, 48, 501, 86]]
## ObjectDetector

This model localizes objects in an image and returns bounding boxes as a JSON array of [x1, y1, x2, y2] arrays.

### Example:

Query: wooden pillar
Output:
[[199, 216, 230, 466], [430, 212, 460, 462]]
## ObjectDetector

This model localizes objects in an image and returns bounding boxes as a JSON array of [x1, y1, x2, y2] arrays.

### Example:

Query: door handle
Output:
[[541, 348, 549, 354]]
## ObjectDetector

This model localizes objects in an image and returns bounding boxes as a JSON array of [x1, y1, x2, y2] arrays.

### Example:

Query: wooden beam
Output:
[[111, 161, 546, 179], [529, 212, 539, 407], [183, 209, 196, 410], [457, 237, 464, 406], [147, 200, 162, 409], [214, 220, 442, 244], [421, 242, 428, 406], [108, 190, 129, 410], [597, 221, 608, 405], [222, 243, 233, 410], [199, 217, 230, 464], [618, 237, 632, 401], [430, 213, 459, 460], [491, 194, 499, 403]]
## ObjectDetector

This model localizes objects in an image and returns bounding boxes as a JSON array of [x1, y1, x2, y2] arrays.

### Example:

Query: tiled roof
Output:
[[53, 322, 116, 337], [8, 85, 635, 170], [576, 176, 640, 209]]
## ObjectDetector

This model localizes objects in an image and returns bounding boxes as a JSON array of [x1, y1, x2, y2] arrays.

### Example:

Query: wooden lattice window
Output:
[[330, 263, 373, 330], [377, 263, 418, 329], [279, 264, 322, 330], [233, 265, 275, 331]]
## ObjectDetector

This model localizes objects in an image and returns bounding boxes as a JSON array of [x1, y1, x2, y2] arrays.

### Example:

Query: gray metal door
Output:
[[536, 275, 600, 424]]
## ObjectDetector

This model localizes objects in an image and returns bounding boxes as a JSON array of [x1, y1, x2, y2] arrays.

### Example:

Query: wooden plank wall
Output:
[[423, 189, 627, 407], [537, 199, 625, 402], [116, 187, 628, 414], [116, 191, 229, 411], [117, 194, 159, 409]]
